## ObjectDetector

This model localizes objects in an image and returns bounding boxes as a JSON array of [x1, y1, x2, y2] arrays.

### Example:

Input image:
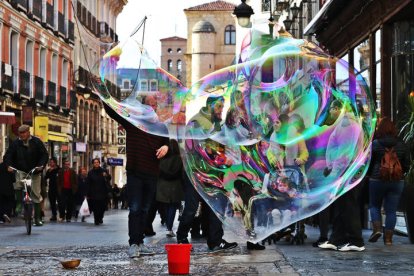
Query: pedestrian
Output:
[[44, 157, 60, 221], [4, 124, 48, 226], [112, 184, 120, 209], [103, 95, 169, 258], [0, 156, 15, 223], [57, 159, 78, 222], [75, 167, 89, 222], [156, 139, 185, 237], [177, 95, 238, 252], [87, 158, 111, 225], [367, 117, 409, 245]]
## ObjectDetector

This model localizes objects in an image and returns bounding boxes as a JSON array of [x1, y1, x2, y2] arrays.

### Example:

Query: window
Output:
[[123, 80, 130, 89], [140, 80, 148, 91], [167, 59, 172, 72], [167, 48, 172, 53], [150, 80, 157, 91], [262, 0, 271, 12], [177, 60, 182, 72], [177, 48, 182, 53], [225, 25, 236, 45]]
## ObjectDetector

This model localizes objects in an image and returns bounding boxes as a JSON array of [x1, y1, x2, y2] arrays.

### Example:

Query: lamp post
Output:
[[232, 0, 254, 28]]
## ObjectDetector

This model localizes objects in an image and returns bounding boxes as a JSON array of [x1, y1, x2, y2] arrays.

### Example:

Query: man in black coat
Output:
[[0, 157, 14, 223], [4, 124, 48, 226]]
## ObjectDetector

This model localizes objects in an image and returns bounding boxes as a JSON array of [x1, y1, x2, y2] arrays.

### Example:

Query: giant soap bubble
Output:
[[93, 27, 376, 242]]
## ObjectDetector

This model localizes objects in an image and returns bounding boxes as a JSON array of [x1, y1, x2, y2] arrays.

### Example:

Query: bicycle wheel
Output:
[[24, 203, 33, 235]]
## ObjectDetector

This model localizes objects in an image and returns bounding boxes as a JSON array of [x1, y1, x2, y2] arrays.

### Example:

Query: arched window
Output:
[[177, 48, 182, 53], [167, 48, 172, 53], [177, 59, 182, 72], [224, 25, 236, 45], [167, 59, 173, 72]]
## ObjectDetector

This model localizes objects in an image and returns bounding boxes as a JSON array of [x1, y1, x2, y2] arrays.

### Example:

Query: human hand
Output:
[[156, 145, 168, 159], [7, 167, 13, 173]]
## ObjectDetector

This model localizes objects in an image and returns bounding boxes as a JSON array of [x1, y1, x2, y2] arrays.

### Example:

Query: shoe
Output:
[[318, 241, 337, 250], [58, 217, 64, 222], [177, 238, 190, 244], [33, 220, 43, 227], [312, 237, 328, 248], [166, 230, 176, 237], [66, 219, 71, 223], [369, 231, 382, 243], [128, 244, 140, 258], [246, 229, 257, 238], [81, 216, 86, 222], [209, 240, 238, 253], [3, 214, 11, 223], [138, 244, 155, 255], [338, 243, 365, 252], [50, 216, 57, 222], [247, 241, 265, 250]]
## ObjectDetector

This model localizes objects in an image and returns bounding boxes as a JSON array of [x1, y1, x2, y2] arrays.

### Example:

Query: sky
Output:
[[116, 0, 238, 67]]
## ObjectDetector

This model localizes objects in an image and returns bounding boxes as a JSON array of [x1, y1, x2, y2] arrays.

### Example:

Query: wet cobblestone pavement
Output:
[[2, 210, 414, 275]]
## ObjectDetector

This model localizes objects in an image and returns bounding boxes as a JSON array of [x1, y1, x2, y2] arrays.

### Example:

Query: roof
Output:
[[185, 0, 236, 11], [159, 36, 187, 42]]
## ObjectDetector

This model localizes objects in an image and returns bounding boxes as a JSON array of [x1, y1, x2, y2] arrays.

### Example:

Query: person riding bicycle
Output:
[[4, 124, 48, 226]]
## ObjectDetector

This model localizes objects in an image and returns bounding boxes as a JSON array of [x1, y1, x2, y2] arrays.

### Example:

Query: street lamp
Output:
[[233, 0, 254, 28]]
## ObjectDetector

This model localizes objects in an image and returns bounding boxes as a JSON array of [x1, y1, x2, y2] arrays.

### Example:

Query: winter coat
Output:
[[57, 168, 78, 195], [0, 162, 15, 196], [368, 136, 410, 180], [87, 167, 110, 201], [4, 135, 48, 174], [45, 167, 60, 194]]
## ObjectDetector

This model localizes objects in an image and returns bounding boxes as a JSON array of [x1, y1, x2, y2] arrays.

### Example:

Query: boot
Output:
[[34, 203, 43, 226], [368, 221, 382, 242], [14, 190, 23, 215], [384, 229, 393, 245]]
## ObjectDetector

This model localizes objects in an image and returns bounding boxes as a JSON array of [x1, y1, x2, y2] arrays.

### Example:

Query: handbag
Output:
[[159, 154, 182, 180], [79, 198, 90, 216]]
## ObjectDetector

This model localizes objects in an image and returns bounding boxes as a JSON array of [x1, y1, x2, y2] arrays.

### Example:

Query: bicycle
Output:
[[9, 166, 42, 235]]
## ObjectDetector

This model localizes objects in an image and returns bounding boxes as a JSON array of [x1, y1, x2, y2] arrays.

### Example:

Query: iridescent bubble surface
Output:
[[94, 28, 376, 242]]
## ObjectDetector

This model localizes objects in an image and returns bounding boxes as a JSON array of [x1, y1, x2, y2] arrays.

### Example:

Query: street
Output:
[[1, 209, 414, 275]]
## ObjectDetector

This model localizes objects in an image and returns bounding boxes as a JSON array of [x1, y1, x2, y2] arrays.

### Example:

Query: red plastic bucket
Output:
[[165, 244, 192, 275]]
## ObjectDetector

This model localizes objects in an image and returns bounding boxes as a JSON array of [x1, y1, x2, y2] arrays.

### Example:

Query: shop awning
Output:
[[0, 112, 16, 124], [48, 131, 69, 142]]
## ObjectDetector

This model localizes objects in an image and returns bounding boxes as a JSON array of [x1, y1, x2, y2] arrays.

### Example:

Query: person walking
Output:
[[0, 157, 15, 223], [368, 117, 409, 245], [44, 158, 60, 221], [176, 95, 238, 252], [75, 167, 89, 222], [156, 139, 185, 237], [57, 160, 78, 222], [87, 158, 111, 225], [4, 124, 48, 226], [103, 95, 169, 258]]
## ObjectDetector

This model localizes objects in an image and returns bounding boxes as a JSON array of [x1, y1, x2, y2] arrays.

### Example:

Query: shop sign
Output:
[[107, 158, 124, 166]]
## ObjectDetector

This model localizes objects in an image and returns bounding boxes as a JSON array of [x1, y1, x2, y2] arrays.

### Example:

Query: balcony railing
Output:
[[46, 2, 54, 29], [59, 86, 67, 107], [87, 11, 91, 30], [100, 22, 109, 37], [82, 6, 87, 24], [92, 16, 96, 35], [58, 12, 65, 36], [11, 0, 28, 12], [34, 75, 44, 102], [19, 70, 31, 98], [1, 62, 14, 93], [31, 0, 42, 21], [48, 81, 56, 105]]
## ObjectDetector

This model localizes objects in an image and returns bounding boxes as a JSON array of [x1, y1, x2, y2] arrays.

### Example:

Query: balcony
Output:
[[110, 28, 114, 41], [47, 81, 56, 105], [57, 12, 65, 37], [82, 6, 87, 25], [11, 0, 28, 12], [92, 16, 96, 34], [34, 75, 44, 102], [19, 70, 31, 98], [100, 22, 109, 39], [77, 66, 89, 87], [1, 62, 14, 94], [59, 86, 67, 107], [87, 11, 91, 31], [30, 0, 42, 21], [45, 2, 54, 30]]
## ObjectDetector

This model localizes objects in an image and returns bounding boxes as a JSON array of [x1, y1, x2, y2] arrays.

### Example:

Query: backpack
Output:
[[380, 147, 403, 181]]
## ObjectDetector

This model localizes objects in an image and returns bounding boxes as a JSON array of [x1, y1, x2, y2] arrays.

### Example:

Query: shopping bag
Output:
[[79, 198, 90, 216]]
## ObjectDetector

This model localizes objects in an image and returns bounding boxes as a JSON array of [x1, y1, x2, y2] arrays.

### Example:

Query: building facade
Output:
[[184, 0, 238, 87], [160, 36, 187, 87], [73, 0, 126, 175], [0, 0, 76, 162]]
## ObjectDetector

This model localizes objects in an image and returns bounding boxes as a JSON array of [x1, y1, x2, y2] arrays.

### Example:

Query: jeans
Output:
[[166, 202, 180, 231], [59, 188, 74, 220], [48, 188, 59, 217], [176, 174, 223, 248], [127, 171, 157, 246], [369, 178, 404, 230]]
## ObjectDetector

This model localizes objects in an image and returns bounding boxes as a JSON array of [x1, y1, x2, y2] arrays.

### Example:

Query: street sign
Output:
[[107, 158, 124, 166]]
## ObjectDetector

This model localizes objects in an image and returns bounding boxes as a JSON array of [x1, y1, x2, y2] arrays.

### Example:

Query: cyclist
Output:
[[4, 124, 48, 226]]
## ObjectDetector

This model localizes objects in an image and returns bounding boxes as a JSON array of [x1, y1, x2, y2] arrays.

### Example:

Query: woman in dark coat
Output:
[[156, 139, 184, 237], [0, 158, 15, 223], [368, 117, 410, 245], [87, 158, 111, 225], [74, 167, 89, 222], [44, 158, 60, 221]]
